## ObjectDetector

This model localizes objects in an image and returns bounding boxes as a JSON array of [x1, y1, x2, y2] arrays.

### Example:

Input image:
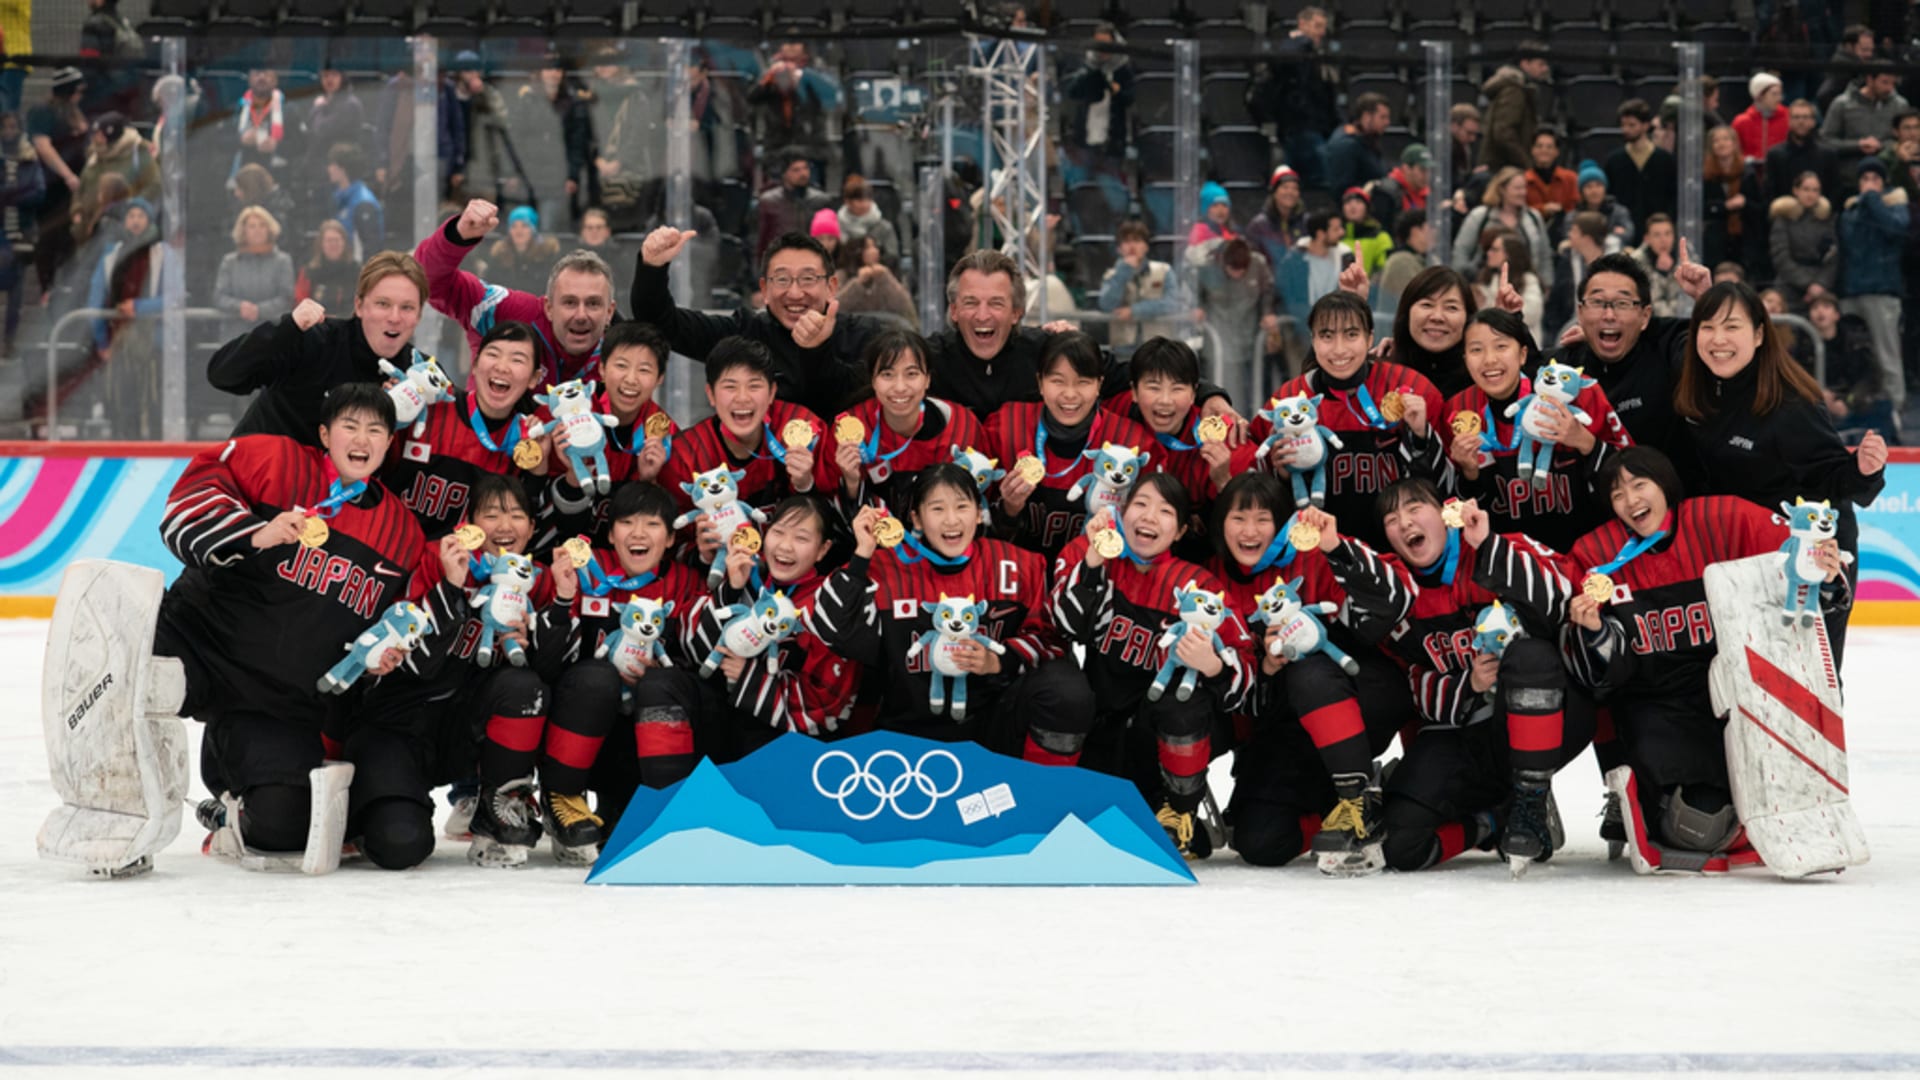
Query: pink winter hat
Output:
[[810, 208, 841, 238]]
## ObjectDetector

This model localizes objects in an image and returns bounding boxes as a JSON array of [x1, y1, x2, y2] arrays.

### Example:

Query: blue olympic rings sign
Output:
[[810, 748, 965, 821]]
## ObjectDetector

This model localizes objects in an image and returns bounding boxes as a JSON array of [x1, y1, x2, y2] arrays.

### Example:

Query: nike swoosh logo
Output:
[[374, 563, 402, 577]]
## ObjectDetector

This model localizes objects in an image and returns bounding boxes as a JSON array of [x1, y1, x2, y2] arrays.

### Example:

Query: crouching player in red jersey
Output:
[[1337, 479, 1596, 876], [346, 474, 572, 869], [1563, 447, 1849, 871], [537, 482, 712, 862], [1207, 473, 1419, 873], [814, 464, 1081, 747], [157, 384, 432, 864], [1049, 473, 1259, 859], [697, 494, 861, 760]]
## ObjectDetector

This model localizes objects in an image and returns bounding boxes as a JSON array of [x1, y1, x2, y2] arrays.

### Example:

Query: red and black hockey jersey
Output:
[[1051, 537, 1257, 714], [1334, 529, 1573, 727], [158, 436, 431, 713], [1399, 376, 1632, 554], [1250, 361, 1445, 552], [984, 401, 1159, 561], [819, 396, 990, 518], [1562, 497, 1836, 707], [530, 395, 681, 550], [813, 538, 1063, 730], [1106, 391, 1259, 553], [692, 571, 861, 736], [381, 393, 529, 540], [658, 400, 839, 528], [557, 550, 713, 669]]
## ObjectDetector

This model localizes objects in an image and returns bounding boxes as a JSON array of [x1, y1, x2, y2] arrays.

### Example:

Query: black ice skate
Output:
[[1599, 790, 1627, 861], [1501, 769, 1565, 878], [1313, 770, 1385, 877], [541, 789, 604, 866], [468, 778, 544, 869]]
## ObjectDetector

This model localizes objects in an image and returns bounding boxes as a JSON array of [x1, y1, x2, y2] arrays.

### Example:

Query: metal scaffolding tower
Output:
[[970, 37, 1050, 321]]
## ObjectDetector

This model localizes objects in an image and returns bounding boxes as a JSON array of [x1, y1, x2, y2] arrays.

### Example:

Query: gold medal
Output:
[[299, 515, 330, 548], [731, 525, 763, 553], [1093, 528, 1125, 560], [872, 516, 905, 549], [1013, 456, 1045, 486], [1582, 572, 1615, 605], [834, 416, 867, 446], [1451, 410, 1483, 437], [781, 419, 815, 450], [1441, 500, 1467, 530], [1378, 390, 1406, 423], [1287, 520, 1322, 551], [453, 524, 487, 551], [644, 412, 673, 439], [561, 536, 594, 568], [512, 438, 544, 470], [1195, 415, 1230, 444]]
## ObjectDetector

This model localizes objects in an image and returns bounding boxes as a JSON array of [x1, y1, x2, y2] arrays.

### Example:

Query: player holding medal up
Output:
[[381, 321, 544, 540], [814, 464, 1078, 746], [821, 328, 989, 520]]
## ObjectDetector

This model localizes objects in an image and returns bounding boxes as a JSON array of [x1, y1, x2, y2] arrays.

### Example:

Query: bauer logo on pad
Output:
[[587, 731, 1195, 886]]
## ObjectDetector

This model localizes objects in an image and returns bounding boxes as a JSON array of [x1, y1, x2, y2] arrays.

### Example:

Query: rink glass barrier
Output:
[[5, 441, 1920, 624]]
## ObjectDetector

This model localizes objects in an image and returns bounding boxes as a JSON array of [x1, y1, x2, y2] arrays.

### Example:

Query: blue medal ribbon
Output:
[[1154, 415, 1204, 453], [1330, 383, 1395, 432], [861, 404, 924, 467], [1589, 519, 1670, 578], [1247, 526, 1298, 574], [1112, 523, 1161, 571], [763, 421, 816, 465], [467, 404, 524, 454], [1034, 411, 1099, 480], [1413, 526, 1463, 585], [898, 531, 972, 567], [577, 556, 657, 597], [309, 477, 366, 520]]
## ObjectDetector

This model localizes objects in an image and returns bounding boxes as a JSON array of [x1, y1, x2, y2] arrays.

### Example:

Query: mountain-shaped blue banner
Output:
[[586, 731, 1196, 886]]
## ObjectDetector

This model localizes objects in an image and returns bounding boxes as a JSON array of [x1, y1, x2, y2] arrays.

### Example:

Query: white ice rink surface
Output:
[[2, 619, 1917, 1080]]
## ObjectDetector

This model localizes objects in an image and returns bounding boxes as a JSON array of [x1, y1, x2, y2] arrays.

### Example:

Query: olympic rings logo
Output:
[[811, 749, 964, 821]]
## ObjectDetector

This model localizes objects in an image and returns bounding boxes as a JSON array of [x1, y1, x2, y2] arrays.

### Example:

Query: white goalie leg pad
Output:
[[38, 560, 190, 876], [206, 763, 356, 874], [1704, 556, 1870, 879]]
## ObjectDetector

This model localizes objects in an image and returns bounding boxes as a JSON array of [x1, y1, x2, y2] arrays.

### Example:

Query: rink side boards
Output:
[[4, 441, 1920, 623]]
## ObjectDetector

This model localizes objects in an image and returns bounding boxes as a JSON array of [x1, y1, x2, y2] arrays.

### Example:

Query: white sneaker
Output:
[[444, 794, 477, 841]]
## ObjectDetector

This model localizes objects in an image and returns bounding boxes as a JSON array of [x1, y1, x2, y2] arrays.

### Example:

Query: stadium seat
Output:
[[1472, 0, 1531, 24], [1681, 0, 1737, 23], [493, 0, 553, 32], [1068, 183, 1123, 237], [1565, 75, 1627, 133], [1335, 24, 1404, 71], [917, 0, 965, 21], [1476, 22, 1535, 63], [555, 0, 628, 34], [1135, 127, 1178, 183], [281, 0, 345, 30], [1376, 126, 1413, 165], [1716, 80, 1751, 119], [1207, 126, 1272, 184], [1200, 72, 1253, 129], [418, 0, 485, 33], [139, 0, 203, 35], [1552, 22, 1613, 77], [1405, 20, 1466, 53], [1335, 0, 1396, 24], [1691, 22, 1751, 59], [1575, 128, 1622, 164], [1610, 0, 1671, 25], [1072, 237, 1118, 295], [1132, 72, 1176, 127], [703, 0, 765, 32], [1186, 0, 1249, 35], [1630, 75, 1677, 105], [843, 0, 903, 26], [1225, 182, 1266, 225], [1614, 24, 1679, 74], [215, 0, 278, 28]]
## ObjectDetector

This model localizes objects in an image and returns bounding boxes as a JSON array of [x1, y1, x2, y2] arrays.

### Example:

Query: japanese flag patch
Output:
[[581, 596, 610, 618], [403, 441, 431, 463]]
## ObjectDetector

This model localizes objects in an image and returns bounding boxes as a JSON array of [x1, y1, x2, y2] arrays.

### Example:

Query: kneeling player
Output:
[[699, 494, 860, 759], [1563, 447, 1848, 870], [1339, 479, 1596, 874], [1208, 474, 1417, 872], [540, 482, 710, 860], [350, 474, 569, 868], [157, 384, 432, 864], [1049, 473, 1258, 858], [814, 464, 1079, 747]]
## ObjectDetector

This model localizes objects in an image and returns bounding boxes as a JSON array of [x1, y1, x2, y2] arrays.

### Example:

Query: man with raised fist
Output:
[[415, 197, 619, 386]]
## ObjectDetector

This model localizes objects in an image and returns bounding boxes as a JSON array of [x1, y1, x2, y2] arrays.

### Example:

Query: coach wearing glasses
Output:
[[1548, 246, 1713, 468], [632, 226, 874, 419]]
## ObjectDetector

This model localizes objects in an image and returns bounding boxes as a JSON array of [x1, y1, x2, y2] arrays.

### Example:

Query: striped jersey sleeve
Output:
[[161, 437, 284, 568]]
